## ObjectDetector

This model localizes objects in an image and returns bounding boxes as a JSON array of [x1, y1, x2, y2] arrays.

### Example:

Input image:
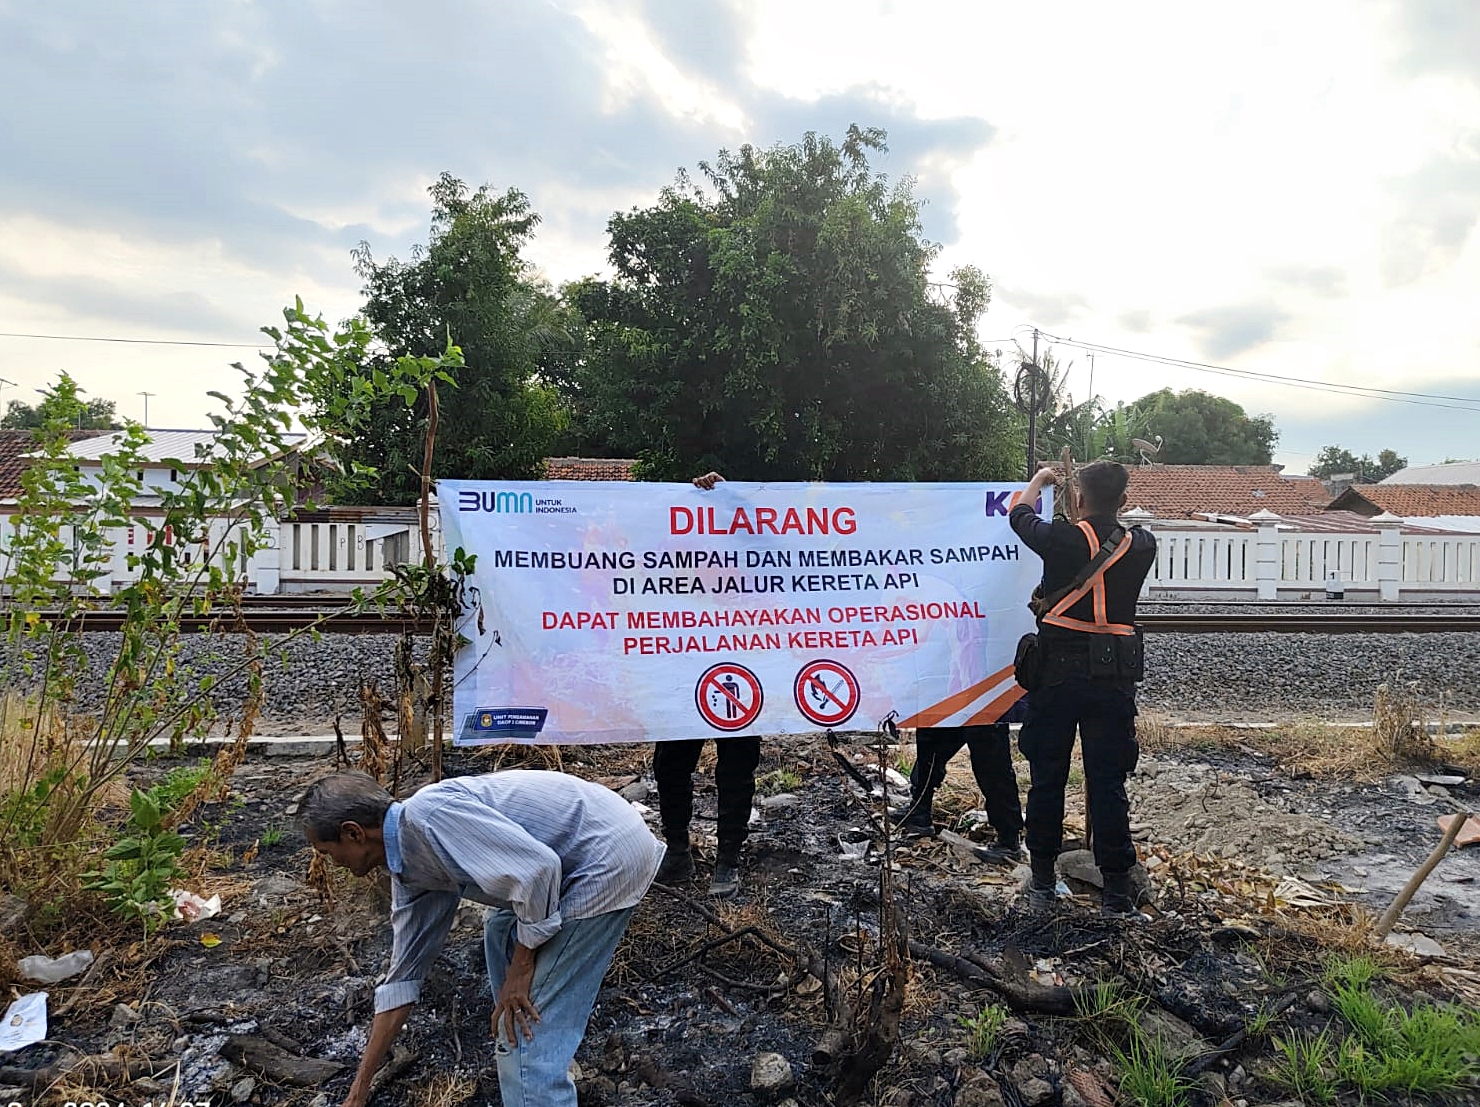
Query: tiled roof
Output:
[[1122, 465, 1330, 519], [542, 456, 639, 481], [1326, 484, 1480, 518], [0, 428, 106, 499]]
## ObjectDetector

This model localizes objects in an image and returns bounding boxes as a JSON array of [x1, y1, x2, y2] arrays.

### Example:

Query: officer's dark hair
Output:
[[1078, 460, 1130, 514]]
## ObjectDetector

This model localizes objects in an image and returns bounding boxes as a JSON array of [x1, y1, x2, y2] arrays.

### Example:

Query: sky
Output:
[[1, 0, 1478, 474]]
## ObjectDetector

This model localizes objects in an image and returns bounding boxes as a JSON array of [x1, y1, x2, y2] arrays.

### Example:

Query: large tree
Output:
[[330, 174, 567, 502], [1308, 445, 1407, 483], [1124, 388, 1278, 465], [565, 126, 1018, 481], [2, 373, 121, 430]]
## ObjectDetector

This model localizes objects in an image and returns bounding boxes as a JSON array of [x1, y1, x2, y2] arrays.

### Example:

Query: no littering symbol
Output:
[[695, 662, 764, 732], [794, 659, 861, 727]]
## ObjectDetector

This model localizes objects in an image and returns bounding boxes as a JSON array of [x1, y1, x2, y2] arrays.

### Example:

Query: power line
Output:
[[0, 331, 265, 349], [1033, 330, 1480, 413]]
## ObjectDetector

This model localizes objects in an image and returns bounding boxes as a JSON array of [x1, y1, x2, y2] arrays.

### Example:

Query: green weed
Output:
[[260, 823, 285, 847], [1272, 1030, 1337, 1105], [755, 769, 801, 796], [958, 1002, 1008, 1062], [1075, 979, 1147, 1049], [1112, 1033, 1195, 1107], [1322, 952, 1383, 991], [147, 758, 214, 815]]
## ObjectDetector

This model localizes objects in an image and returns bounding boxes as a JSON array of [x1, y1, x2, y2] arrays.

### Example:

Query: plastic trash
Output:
[[0, 992, 48, 1052], [169, 889, 222, 923], [17, 949, 94, 984]]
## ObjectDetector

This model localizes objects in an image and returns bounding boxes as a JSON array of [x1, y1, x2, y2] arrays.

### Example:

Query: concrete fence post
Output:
[[249, 519, 283, 596], [1373, 512, 1404, 602], [1249, 508, 1281, 601], [1121, 507, 1155, 597]]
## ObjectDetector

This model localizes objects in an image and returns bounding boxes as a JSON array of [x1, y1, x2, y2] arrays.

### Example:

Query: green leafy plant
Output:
[[0, 766, 69, 849], [958, 1002, 1008, 1062], [147, 759, 215, 815], [260, 823, 285, 848], [82, 788, 185, 931], [0, 301, 462, 910], [1246, 1000, 1285, 1039]]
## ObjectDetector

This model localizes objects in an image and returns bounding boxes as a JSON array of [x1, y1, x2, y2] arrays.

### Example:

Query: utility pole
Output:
[[1026, 328, 1039, 477], [138, 391, 155, 428], [0, 377, 15, 421]]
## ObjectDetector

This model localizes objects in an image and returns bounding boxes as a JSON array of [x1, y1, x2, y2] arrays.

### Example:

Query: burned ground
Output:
[[3, 730, 1480, 1107]]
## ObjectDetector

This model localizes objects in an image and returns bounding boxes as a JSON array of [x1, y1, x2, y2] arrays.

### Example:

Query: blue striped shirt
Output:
[[373, 770, 665, 1013]]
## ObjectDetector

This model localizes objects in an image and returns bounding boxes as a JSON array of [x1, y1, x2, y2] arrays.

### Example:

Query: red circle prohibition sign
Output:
[[794, 659, 861, 727], [694, 663, 764, 732]]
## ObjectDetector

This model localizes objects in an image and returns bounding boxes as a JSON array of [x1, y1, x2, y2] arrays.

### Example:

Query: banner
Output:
[[439, 480, 1047, 745]]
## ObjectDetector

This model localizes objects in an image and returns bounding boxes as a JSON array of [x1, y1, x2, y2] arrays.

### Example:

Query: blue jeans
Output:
[[484, 906, 635, 1107]]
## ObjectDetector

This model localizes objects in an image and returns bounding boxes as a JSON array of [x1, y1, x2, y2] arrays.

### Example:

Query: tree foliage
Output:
[[2, 372, 121, 429], [330, 174, 568, 503], [1308, 445, 1407, 483], [565, 126, 1018, 481], [1123, 388, 1278, 465]]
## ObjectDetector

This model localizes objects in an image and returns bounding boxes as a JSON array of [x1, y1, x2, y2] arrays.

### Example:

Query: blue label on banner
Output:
[[470, 707, 548, 736]]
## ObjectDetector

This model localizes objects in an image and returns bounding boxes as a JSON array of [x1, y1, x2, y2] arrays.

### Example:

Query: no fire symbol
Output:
[[695, 662, 764, 732], [793, 659, 861, 727]]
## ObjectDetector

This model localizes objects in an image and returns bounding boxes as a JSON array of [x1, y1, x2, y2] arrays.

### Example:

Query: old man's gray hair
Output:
[[296, 771, 393, 842]]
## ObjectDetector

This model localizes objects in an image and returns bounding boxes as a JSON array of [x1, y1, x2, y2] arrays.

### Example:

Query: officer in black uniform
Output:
[[653, 471, 760, 899], [1009, 461, 1156, 916], [890, 715, 1024, 861]]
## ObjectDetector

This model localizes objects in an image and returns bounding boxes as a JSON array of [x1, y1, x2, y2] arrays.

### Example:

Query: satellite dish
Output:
[[1131, 435, 1164, 465]]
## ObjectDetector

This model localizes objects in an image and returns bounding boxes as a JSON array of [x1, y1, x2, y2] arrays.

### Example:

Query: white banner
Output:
[[439, 480, 1047, 745]]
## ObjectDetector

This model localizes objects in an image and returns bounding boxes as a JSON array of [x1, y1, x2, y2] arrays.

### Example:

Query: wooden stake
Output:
[[1061, 446, 1079, 523], [1372, 809, 1471, 941]]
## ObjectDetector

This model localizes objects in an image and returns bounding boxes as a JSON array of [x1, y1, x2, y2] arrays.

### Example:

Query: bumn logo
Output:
[[459, 490, 533, 513]]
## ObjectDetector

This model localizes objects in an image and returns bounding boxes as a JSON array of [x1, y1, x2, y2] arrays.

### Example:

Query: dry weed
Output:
[[412, 1073, 478, 1107], [473, 743, 567, 772], [1373, 680, 1433, 763]]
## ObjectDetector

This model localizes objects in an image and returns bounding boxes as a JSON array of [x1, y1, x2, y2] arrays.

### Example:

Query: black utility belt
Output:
[[1015, 627, 1145, 691]]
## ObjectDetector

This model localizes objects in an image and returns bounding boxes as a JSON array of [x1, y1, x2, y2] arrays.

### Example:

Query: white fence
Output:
[[1142, 511, 1480, 600]]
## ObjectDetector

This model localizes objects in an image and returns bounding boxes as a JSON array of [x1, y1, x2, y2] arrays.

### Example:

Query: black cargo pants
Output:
[[911, 724, 1023, 842], [653, 737, 762, 855], [1017, 651, 1140, 876]]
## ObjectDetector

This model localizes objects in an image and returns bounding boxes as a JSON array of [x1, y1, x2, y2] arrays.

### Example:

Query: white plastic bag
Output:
[[17, 949, 93, 984]]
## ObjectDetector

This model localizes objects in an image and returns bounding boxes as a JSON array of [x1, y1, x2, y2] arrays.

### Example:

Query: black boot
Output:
[[1101, 871, 1140, 918], [1025, 852, 1058, 912], [709, 845, 740, 899], [656, 840, 694, 884], [974, 834, 1024, 865], [887, 791, 935, 836]]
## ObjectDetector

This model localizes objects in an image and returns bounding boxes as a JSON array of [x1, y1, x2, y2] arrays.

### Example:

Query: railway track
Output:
[[9, 606, 1480, 634]]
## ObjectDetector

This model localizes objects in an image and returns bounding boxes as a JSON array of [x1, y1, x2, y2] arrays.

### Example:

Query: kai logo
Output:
[[460, 490, 533, 514], [984, 490, 1042, 517]]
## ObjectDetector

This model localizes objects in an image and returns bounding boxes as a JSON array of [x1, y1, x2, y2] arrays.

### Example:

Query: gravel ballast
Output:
[[7, 627, 1479, 729]]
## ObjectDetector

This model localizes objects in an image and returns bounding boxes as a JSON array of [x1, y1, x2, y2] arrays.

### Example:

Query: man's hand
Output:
[[341, 1004, 411, 1107], [1029, 465, 1061, 489], [692, 471, 725, 490], [492, 943, 541, 1046]]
